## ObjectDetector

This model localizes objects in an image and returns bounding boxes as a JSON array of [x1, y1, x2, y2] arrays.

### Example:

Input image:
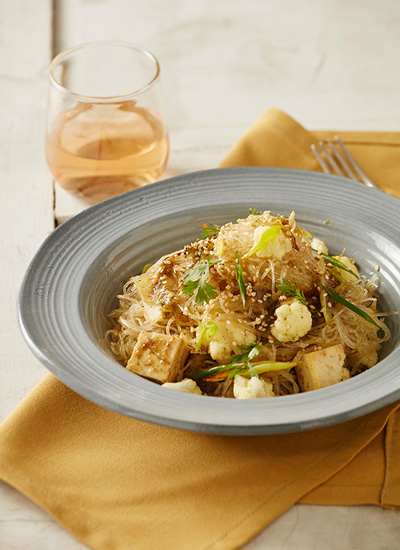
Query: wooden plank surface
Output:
[[0, 0, 54, 414], [1, 0, 400, 549], [54, 0, 400, 221], [0, 0, 58, 545]]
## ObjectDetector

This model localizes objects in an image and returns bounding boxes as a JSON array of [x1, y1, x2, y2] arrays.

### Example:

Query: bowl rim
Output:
[[18, 167, 400, 434]]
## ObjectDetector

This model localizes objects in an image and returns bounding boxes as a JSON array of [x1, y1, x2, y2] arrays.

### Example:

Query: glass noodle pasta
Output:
[[107, 210, 390, 399]]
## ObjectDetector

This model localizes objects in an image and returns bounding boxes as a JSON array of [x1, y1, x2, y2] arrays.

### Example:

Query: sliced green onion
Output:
[[243, 225, 281, 259], [249, 360, 299, 375], [211, 360, 298, 382], [326, 266, 347, 293], [142, 263, 153, 274], [214, 238, 224, 256], [235, 251, 246, 307], [313, 249, 359, 279], [196, 321, 218, 350], [318, 283, 332, 324], [321, 285, 381, 329], [189, 359, 297, 382], [189, 363, 239, 381]]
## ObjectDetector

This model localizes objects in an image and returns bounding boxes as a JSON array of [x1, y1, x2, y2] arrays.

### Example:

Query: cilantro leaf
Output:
[[182, 260, 220, 306]]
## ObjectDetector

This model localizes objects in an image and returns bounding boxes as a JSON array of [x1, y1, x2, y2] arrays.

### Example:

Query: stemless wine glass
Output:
[[46, 41, 169, 203]]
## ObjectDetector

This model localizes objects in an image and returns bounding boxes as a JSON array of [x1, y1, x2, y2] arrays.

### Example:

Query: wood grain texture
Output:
[[1, 0, 400, 549], [0, 0, 54, 414], [53, 0, 400, 221]]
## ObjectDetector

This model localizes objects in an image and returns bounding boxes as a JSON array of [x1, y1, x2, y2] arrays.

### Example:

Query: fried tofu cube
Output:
[[296, 344, 349, 392], [127, 331, 189, 383]]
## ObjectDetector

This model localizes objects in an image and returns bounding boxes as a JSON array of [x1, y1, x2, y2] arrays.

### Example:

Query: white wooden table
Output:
[[1, 1, 400, 548]]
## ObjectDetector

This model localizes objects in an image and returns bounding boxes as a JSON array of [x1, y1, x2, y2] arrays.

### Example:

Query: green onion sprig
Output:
[[321, 285, 381, 329], [235, 251, 246, 307], [189, 342, 291, 382], [313, 249, 359, 279]]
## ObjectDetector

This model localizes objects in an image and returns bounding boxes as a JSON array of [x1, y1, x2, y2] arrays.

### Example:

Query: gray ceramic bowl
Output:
[[18, 168, 400, 434]]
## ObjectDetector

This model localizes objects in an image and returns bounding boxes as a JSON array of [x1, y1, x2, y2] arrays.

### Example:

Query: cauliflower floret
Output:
[[162, 378, 202, 395], [270, 299, 312, 342], [334, 255, 360, 282], [208, 338, 232, 364], [252, 226, 292, 260], [233, 375, 276, 399], [311, 237, 329, 255], [202, 320, 255, 363], [227, 321, 254, 348]]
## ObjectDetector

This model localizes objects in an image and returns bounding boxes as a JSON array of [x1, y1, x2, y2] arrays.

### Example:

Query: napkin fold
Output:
[[220, 107, 400, 198], [1, 108, 400, 550]]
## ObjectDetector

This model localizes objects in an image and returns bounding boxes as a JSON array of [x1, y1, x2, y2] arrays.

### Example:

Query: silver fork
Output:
[[311, 135, 378, 189]]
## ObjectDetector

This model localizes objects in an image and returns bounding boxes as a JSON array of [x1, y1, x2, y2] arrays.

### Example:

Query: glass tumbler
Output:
[[46, 41, 169, 203]]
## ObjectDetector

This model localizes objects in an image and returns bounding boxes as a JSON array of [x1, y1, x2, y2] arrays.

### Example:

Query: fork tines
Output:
[[311, 136, 378, 189]]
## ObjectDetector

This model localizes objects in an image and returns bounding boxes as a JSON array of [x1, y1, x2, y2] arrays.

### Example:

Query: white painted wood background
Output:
[[1, 0, 400, 548]]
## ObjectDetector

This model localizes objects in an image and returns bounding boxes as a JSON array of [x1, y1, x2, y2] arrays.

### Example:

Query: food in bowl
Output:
[[106, 210, 390, 399]]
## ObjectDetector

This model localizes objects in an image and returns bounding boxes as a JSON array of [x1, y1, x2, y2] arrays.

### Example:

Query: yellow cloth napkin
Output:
[[221, 107, 400, 198], [1, 108, 400, 550]]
